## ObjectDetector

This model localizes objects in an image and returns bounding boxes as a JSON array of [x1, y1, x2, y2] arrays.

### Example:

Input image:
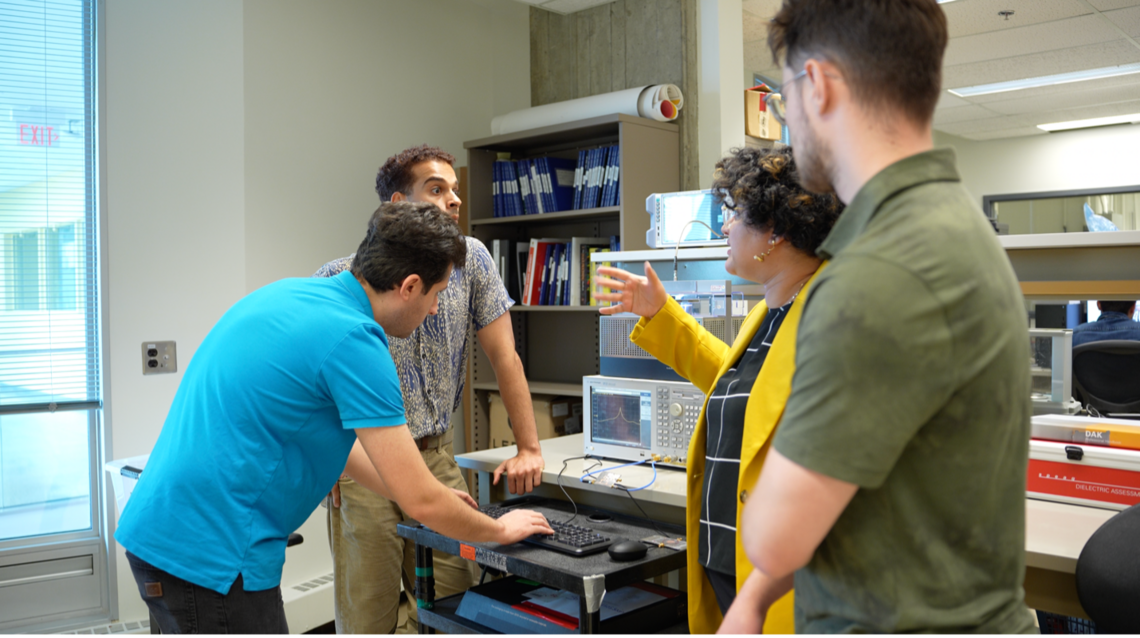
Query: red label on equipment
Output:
[[460, 544, 476, 560], [1028, 459, 1140, 507]]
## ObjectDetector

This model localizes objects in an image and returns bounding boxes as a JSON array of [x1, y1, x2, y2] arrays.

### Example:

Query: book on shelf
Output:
[[572, 149, 586, 211], [522, 238, 569, 306], [491, 148, 619, 216], [568, 237, 609, 306], [490, 239, 525, 302], [522, 237, 618, 306]]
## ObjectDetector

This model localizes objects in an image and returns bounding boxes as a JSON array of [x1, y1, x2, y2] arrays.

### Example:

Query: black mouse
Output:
[[607, 539, 648, 562]]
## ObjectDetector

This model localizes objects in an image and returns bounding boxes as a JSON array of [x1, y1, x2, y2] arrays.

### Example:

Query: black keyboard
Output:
[[481, 506, 613, 557]]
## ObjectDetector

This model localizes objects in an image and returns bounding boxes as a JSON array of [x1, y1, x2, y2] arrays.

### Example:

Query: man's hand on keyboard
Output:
[[494, 509, 554, 545]]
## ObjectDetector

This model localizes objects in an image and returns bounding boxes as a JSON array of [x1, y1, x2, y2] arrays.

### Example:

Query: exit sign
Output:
[[18, 124, 60, 146]]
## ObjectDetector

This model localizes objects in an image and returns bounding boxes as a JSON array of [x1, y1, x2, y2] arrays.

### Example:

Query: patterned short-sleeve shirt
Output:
[[314, 236, 513, 439]]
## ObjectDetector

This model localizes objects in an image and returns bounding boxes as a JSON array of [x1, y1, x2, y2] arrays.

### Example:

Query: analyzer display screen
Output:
[[659, 190, 724, 243], [590, 387, 653, 449]]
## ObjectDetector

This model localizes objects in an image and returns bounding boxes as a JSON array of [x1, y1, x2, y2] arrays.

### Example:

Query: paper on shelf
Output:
[[491, 85, 684, 135], [522, 584, 667, 621]]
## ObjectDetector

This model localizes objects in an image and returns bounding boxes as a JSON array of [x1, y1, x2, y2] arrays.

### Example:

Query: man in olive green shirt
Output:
[[720, 1, 1035, 633]]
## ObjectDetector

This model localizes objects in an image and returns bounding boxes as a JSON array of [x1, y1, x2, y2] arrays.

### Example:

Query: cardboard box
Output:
[[489, 392, 582, 449], [745, 85, 783, 141]]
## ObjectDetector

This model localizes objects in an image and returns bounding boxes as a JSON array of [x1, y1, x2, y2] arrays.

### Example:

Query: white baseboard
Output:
[[60, 573, 335, 635], [282, 571, 336, 633]]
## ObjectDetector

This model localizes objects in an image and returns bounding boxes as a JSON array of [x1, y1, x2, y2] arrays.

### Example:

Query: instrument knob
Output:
[[669, 403, 683, 417]]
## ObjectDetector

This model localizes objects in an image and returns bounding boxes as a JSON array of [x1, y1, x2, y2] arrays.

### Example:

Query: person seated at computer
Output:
[[1073, 300, 1140, 347], [594, 145, 842, 634]]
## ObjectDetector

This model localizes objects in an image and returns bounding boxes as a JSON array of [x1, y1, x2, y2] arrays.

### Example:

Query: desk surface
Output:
[[458, 434, 687, 508], [458, 434, 1118, 575]]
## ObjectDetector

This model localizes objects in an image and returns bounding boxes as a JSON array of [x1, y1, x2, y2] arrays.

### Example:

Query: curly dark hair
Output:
[[351, 201, 467, 293], [711, 145, 842, 254], [375, 144, 456, 201]]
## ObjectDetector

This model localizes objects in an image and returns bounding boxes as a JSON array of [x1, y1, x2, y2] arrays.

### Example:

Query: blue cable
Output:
[[579, 459, 658, 491], [624, 461, 657, 492], [579, 458, 648, 483]]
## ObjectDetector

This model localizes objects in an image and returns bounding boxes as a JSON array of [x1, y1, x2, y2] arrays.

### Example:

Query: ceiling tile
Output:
[[943, 39, 1140, 88], [743, 10, 768, 44], [936, 114, 1037, 135], [1087, 0, 1140, 11], [1102, 4, 1140, 36], [982, 81, 1140, 114], [944, 14, 1121, 67], [744, 41, 779, 78], [941, 0, 1093, 38], [937, 91, 973, 109], [934, 104, 1006, 125], [742, 0, 783, 19], [965, 70, 1140, 103], [960, 127, 1049, 140], [1025, 97, 1140, 124]]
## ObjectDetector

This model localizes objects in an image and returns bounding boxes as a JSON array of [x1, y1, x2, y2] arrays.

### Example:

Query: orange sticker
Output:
[[460, 544, 476, 561]]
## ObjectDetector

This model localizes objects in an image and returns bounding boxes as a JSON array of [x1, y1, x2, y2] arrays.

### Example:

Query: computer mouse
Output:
[[607, 539, 648, 562]]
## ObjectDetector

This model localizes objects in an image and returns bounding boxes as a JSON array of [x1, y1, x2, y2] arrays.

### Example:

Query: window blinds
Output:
[[0, 0, 99, 414]]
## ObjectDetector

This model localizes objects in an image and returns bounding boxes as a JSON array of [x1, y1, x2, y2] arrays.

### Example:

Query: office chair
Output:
[[1075, 504, 1140, 632], [1071, 340, 1140, 416]]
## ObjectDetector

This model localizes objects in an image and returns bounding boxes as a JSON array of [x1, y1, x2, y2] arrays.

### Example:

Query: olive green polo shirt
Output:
[[773, 149, 1035, 633]]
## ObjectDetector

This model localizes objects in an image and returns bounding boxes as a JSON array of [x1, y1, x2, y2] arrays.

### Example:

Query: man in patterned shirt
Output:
[[315, 145, 544, 634]]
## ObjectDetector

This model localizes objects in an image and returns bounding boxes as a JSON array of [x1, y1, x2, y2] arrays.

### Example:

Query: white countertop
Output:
[[588, 230, 1140, 265], [459, 434, 1119, 575], [999, 229, 1140, 250], [458, 434, 686, 508]]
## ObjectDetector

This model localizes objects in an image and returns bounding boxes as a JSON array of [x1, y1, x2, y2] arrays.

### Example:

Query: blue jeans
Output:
[[126, 551, 288, 634]]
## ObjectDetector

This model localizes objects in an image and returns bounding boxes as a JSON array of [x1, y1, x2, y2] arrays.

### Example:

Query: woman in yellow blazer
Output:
[[596, 146, 841, 634]]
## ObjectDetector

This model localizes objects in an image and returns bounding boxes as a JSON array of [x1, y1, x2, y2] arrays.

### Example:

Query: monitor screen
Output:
[[589, 386, 653, 449], [658, 190, 723, 244]]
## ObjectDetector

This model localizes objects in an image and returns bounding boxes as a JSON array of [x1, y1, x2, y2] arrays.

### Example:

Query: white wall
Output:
[[105, 1, 246, 623], [242, 0, 531, 289], [697, 0, 745, 189], [104, 0, 530, 628], [934, 124, 1140, 207]]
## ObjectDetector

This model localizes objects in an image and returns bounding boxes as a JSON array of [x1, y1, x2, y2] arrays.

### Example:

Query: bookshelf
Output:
[[463, 113, 680, 465]]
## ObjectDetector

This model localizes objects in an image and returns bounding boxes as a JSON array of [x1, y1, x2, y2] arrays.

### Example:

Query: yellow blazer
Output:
[[628, 266, 825, 635]]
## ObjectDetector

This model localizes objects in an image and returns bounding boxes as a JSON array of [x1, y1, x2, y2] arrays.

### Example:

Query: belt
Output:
[[415, 429, 452, 452]]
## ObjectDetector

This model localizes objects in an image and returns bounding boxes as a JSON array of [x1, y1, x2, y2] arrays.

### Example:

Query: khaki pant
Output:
[[327, 436, 477, 634]]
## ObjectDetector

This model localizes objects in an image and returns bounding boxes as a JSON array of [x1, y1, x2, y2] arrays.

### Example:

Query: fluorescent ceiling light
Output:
[[948, 63, 1140, 98], [937, 0, 962, 3], [1038, 112, 1140, 132]]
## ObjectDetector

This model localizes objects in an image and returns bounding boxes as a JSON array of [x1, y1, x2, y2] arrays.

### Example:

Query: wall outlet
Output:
[[142, 341, 177, 375]]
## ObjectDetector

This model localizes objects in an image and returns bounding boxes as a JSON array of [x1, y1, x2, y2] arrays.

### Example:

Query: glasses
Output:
[[763, 69, 808, 126], [722, 204, 740, 227]]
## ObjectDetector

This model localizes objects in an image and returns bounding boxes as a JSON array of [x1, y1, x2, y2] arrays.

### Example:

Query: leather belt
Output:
[[415, 429, 452, 452]]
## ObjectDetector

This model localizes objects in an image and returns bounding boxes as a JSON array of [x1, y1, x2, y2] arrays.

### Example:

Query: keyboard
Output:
[[481, 506, 613, 557]]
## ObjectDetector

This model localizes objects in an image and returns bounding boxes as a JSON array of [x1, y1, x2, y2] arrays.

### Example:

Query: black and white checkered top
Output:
[[698, 302, 790, 576]]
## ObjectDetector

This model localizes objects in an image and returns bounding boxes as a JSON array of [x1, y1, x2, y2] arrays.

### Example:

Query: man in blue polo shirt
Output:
[[115, 202, 551, 634]]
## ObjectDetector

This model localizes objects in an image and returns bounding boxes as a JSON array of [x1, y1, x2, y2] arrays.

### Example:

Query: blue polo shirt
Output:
[[116, 271, 406, 594]]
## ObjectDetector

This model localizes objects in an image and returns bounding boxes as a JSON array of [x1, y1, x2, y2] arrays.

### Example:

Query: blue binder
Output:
[[572, 149, 587, 210], [546, 157, 577, 212]]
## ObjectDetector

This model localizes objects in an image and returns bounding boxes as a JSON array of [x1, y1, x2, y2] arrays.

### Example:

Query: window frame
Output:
[[0, 0, 113, 630]]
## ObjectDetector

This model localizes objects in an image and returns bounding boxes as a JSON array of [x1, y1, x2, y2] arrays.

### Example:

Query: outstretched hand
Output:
[[594, 262, 668, 318]]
